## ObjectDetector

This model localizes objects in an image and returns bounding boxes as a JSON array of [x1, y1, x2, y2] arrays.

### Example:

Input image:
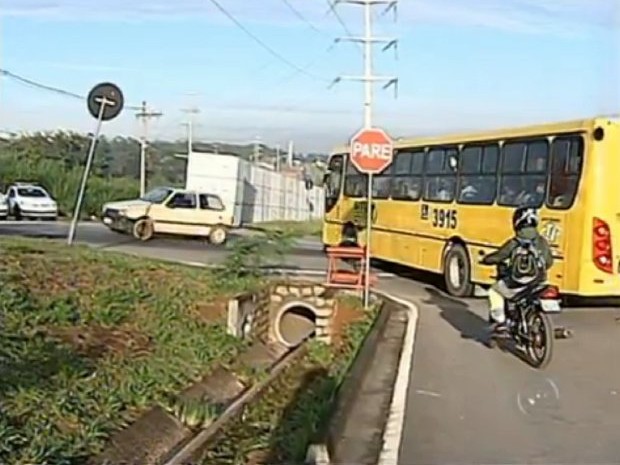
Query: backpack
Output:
[[509, 237, 546, 285]]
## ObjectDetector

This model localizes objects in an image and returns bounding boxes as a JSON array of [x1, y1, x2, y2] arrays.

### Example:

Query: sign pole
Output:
[[67, 82, 124, 246], [364, 172, 373, 309], [349, 128, 393, 310], [67, 98, 109, 245]]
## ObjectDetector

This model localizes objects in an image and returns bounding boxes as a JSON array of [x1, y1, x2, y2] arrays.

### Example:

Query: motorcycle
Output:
[[482, 262, 562, 369]]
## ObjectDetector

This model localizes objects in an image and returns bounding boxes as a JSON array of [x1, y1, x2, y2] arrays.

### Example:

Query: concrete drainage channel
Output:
[[88, 281, 415, 465]]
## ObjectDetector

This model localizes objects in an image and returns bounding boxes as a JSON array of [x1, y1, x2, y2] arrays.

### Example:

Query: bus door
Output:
[[323, 154, 345, 244], [539, 134, 585, 290]]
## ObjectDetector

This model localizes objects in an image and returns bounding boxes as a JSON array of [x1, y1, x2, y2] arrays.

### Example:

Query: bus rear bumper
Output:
[[572, 277, 620, 298]]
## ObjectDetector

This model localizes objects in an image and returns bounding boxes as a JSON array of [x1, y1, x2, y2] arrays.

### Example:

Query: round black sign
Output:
[[87, 82, 124, 121]]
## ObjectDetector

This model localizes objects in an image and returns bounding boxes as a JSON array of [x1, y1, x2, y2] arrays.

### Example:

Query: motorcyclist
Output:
[[480, 206, 554, 334]]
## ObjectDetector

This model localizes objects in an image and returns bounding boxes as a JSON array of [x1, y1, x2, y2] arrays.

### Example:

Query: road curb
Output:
[[374, 290, 419, 465], [317, 291, 414, 464], [173, 260, 397, 278]]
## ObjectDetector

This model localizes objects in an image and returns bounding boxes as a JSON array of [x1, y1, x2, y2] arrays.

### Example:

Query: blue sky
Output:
[[0, 0, 618, 151]]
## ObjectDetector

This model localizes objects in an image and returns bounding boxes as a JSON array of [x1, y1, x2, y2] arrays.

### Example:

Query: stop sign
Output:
[[349, 127, 394, 174]]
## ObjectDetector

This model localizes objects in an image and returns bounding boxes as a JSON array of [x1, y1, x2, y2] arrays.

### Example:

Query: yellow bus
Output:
[[322, 117, 620, 298]]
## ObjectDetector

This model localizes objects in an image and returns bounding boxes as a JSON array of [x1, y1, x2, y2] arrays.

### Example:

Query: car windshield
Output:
[[17, 187, 47, 198], [141, 187, 173, 203]]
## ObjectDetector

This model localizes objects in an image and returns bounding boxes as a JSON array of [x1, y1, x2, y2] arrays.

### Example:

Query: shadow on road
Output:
[[422, 287, 539, 366], [371, 259, 446, 290], [421, 287, 489, 345]]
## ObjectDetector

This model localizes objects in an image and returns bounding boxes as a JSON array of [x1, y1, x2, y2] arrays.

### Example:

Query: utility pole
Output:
[[275, 143, 281, 172], [252, 135, 262, 165], [287, 140, 294, 167], [332, 0, 398, 309], [332, 0, 398, 128], [135, 101, 162, 197], [181, 107, 200, 156]]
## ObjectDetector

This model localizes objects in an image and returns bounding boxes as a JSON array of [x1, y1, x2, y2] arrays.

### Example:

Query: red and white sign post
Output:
[[349, 127, 394, 308]]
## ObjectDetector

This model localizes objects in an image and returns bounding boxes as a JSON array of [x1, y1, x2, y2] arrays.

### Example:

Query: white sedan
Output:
[[6, 184, 58, 220]]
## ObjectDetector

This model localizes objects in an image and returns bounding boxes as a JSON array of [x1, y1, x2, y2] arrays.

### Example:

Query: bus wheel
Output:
[[443, 243, 474, 297]]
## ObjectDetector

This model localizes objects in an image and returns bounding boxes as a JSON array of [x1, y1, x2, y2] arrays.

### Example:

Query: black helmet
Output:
[[512, 206, 539, 231]]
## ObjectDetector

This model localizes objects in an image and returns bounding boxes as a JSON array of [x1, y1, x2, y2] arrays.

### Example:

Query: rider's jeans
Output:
[[488, 287, 506, 323]]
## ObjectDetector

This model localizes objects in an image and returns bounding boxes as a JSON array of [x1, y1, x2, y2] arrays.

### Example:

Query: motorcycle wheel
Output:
[[524, 309, 554, 369]]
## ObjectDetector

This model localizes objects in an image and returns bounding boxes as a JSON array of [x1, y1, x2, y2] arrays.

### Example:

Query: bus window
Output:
[[526, 140, 548, 172], [502, 142, 526, 172], [372, 162, 393, 199], [482, 145, 499, 174], [391, 150, 423, 201], [499, 139, 548, 207], [344, 158, 367, 198], [424, 147, 457, 202], [546, 135, 584, 209], [457, 143, 498, 205]]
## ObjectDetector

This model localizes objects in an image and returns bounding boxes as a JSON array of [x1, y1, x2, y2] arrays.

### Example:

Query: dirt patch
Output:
[[331, 297, 365, 345], [45, 324, 153, 359], [189, 298, 229, 324], [245, 449, 270, 465]]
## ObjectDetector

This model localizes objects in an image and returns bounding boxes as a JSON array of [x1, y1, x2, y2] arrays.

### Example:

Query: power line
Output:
[[280, 0, 323, 35], [0, 68, 142, 110], [325, 0, 361, 48], [0, 68, 84, 101], [207, 0, 327, 82]]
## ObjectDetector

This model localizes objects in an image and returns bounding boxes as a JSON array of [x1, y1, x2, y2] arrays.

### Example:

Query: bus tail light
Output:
[[592, 217, 613, 274]]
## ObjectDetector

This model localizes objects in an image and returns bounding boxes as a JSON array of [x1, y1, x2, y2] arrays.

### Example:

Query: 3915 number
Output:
[[431, 208, 457, 229]]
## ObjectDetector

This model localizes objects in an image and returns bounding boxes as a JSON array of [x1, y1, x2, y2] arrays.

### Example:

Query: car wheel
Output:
[[208, 226, 228, 245], [132, 217, 154, 241]]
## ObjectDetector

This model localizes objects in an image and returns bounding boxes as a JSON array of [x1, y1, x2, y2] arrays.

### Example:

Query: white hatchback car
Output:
[[6, 183, 58, 220]]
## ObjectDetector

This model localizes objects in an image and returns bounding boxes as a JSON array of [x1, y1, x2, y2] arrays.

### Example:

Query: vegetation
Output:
[[201, 296, 380, 464], [0, 237, 254, 464], [213, 229, 297, 289], [250, 219, 323, 237], [0, 131, 327, 218]]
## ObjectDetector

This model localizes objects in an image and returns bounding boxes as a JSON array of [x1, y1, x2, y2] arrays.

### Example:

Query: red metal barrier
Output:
[[325, 245, 377, 290]]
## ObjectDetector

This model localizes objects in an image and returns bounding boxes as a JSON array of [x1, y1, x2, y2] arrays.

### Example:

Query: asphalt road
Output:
[[1, 220, 619, 463], [379, 273, 620, 464], [0, 221, 331, 271]]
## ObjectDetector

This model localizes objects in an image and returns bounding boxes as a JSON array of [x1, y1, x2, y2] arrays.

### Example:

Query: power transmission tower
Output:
[[331, 0, 398, 128], [331, 0, 398, 309], [181, 107, 200, 156], [135, 101, 162, 197]]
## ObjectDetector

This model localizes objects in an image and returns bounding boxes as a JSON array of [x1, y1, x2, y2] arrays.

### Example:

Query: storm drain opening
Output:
[[275, 303, 317, 348]]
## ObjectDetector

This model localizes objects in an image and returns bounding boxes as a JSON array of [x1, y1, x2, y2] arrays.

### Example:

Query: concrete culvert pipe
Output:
[[275, 303, 317, 348]]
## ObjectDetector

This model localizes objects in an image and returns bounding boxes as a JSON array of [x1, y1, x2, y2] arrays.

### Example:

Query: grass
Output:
[[250, 219, 323, 238], [0, 237, 253, 464], [201, 296, 380, 464]]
